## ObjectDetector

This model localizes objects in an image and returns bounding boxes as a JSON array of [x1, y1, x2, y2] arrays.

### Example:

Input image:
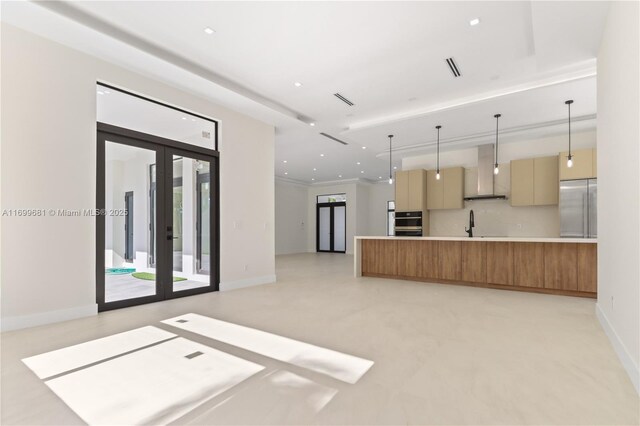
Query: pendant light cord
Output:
[[388, 135, 393, 181], [436, 125, 441, 172], [565, 100, 573, 158]]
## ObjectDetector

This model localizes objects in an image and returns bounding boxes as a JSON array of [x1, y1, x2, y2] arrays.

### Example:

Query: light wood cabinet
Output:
[[513, 243, 545, 288], [510, 156, 559, 206], [577, 244, 597, 293], [461, 241, 486, 283], [426, 167, 464, 210], [419, 240, 439, 280], [361, 240, 398, 276], [544, 243, 578, 291], [486, 242, 513, 285], [397, 240, 421, 278], [438, 241, 461, 280], [394, 170, 410, 212], [510, 159, 534, 206], [559, 148, 597, 180], [394, 169, 427, 212]]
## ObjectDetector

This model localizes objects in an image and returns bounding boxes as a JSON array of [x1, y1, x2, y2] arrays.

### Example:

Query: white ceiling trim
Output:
[[344, 60, 597, 133], [375, 114, 596, 159]]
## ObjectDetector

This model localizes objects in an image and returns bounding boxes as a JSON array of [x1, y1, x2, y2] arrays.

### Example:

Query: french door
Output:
[[97, 123, 219, 311], [316, 202, 346, 253]]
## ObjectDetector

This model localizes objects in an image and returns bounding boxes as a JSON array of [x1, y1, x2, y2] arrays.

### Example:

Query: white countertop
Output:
[[354, 236, 597, 243]]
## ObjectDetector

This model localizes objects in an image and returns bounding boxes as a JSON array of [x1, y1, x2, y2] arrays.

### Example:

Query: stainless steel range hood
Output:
[[463, 144, 507, 201]]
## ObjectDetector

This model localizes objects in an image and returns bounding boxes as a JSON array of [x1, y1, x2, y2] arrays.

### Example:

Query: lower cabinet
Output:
[[397, 240, 421, 278], [513, 243, 545, 288], [361, 239, 596, 297], [461, 241, 486, 283], [486, 242, 513, 285], [438, 241, 461, 280], [361, 239, 397, 276], [544, 243, 578, 291], [419, 240, 439, 280]]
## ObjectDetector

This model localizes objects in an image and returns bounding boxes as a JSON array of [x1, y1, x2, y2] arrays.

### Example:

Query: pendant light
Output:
[[388, 134, 394, 184], [435, 125, 442, 180], [493, 114, 501, 175], [565, 100, 574, 168]]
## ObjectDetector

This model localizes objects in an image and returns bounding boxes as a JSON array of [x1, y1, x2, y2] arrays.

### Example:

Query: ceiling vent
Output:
[[446, 57, 461, 77], [319, 132, 349, 145], [334, 93, 355, 106]]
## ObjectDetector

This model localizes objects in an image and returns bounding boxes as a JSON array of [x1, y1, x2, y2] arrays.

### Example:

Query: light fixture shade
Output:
[[436, 171, 441, 180], [494, 165, 499, 175], [389, 178, 393, 185], [567, 156, 574, 168]]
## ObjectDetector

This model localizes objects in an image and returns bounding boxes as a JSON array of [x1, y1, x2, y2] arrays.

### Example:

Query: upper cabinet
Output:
[[559, 148, 597, 180], [510, 156, 559, 207], [394, 169, 426, 212], [426, 167, 464, 210]]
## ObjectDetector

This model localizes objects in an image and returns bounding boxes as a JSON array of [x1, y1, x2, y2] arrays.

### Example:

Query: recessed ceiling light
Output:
[[360, 171, 364, 174], [394, 166, 397, 170], [283, 160, 287, 163], [338, 174, 342, 178], [312, 178, 315, 181], [97, 91, 105, 95], [284, 172, 288, 175], [320, 154, 324, 157], [469, 18, 480, 26], [379, 176, 382, 179], [313, 168, 317, 171], [356, 162, 361, 165], [310, 122, 315, 127], [294, 82, 303, 87], [182, 117, 187, 120], [362, 146, 366, 150], [204, 27, 215, 34]]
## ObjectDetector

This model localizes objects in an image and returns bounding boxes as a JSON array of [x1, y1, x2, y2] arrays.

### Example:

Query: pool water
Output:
[[105, 267, 136, 275]]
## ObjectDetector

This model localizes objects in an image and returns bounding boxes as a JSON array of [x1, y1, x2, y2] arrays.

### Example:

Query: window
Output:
[[387, 201, 395, 236]]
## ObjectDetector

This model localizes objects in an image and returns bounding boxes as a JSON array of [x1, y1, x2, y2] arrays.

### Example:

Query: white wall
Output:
[[0, 24, 275, 330], [595, 1, 640, 394], [368, 183, 395, 236], [275, 180, 308, 255], [402, 131, 596, 237]]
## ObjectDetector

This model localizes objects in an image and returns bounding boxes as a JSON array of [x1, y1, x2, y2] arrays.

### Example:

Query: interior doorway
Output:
[[316, 193, 347, 253]]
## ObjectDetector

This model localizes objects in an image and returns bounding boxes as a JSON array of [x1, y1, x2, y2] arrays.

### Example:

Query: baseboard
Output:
[[596, 303, 640, 395], [220, 274, 276, 291], [1, 303, 98, 332]]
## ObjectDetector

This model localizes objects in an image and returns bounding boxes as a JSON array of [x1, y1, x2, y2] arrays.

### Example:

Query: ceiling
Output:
[[2, 1, 609, 184]]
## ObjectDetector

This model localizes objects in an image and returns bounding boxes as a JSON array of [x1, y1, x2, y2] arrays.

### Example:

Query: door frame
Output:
[[316, 201, 347, 253], [96, 122, 220, 312]]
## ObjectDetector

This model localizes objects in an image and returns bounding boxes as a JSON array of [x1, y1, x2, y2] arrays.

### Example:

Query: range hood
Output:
[[463, 144, 508, 201]]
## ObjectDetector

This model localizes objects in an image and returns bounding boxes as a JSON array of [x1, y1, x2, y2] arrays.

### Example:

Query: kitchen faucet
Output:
[[465, 209, 475, 238]]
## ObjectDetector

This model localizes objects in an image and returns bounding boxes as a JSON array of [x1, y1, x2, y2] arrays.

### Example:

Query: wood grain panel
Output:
[[438, 241, 461, 281], [513, 242, 545, 288], [397, 240, 421, 278], [544, 243, 578, 291], [461, 241, 486, 283], [362, 239, 398, 276], [486, 242, 513, 285], [577, 243, 597, 293], [419, 240, 439, 280]]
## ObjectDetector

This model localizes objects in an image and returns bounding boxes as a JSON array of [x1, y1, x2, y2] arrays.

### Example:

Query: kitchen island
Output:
[[354, 236, 597, 298]]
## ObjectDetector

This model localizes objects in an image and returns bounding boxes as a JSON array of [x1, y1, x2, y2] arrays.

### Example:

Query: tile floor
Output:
[[2, 253, 638, 425]]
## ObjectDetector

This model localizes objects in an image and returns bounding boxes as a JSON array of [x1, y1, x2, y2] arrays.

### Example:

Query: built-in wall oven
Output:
[[394, 211, 423, 236]]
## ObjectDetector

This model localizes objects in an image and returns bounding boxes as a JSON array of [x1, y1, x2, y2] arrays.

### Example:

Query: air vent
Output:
[[334, 93, 355, 106], [446, 57, 461, 77], [319, 132, 349, 145]]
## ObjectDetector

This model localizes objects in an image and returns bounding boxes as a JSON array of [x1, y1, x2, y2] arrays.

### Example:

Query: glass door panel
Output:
[[104, 141, 160, 304], [318, 207, 331, 251], [333, 206, 346, 252], [169, 153, 212, 293]]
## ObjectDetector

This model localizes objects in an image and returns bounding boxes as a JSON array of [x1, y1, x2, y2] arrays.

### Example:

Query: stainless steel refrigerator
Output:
[[560, 179, 597, 238]]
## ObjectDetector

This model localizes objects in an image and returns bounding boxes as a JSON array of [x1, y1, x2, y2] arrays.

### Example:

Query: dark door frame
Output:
[[97, 122, 220, 312], [124, 191, 134, 261], [316, 201, 347, 253]]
